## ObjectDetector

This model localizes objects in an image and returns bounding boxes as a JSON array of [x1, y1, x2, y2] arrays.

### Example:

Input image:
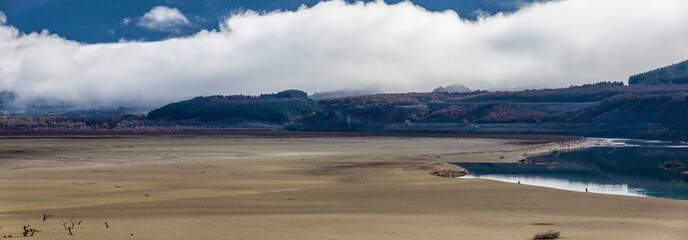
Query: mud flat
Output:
[[0, 134, 686, 239]]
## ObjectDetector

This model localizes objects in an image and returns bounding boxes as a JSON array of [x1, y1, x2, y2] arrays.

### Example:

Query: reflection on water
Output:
[[455, 139, 688, 200], [461, 175, 650, 197]]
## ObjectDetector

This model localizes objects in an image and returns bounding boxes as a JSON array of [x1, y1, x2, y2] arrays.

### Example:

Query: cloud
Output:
[[0, 0, 688, 108], [136, 6, 190, 31], [121, 17, 131, 25]]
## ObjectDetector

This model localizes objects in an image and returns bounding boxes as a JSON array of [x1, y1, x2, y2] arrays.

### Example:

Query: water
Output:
[[455, 139, 688, 200]]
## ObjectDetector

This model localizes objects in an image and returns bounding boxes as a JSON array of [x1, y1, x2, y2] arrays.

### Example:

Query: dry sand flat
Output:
[[0, 135, 686, 239]]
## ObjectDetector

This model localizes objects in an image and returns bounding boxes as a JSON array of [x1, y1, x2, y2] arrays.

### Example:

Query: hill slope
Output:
[[291, 84, 688, 141], [147, 90, 317, 123], [629, 59, 688, 85], [5, 84, 688, 141]]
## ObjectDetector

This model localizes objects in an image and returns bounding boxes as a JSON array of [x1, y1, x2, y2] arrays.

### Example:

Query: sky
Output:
[[0, 0, 548, 43], [1, 0, 688, 108]]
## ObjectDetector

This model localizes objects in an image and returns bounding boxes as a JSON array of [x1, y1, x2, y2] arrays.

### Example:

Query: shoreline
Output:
[[519, 138, 618, 160], [430, 138, 614, 178], [452, 138, 688, 201], [0, 133, 589, 174], [0, 129, 584, 141], [0, 134, 603, 174], [0, 133, 591, 174], [1, 135, 687, 239]]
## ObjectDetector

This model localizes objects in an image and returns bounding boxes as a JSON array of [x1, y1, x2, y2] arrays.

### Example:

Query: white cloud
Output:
[[0, 0, 688, 108], [121, 17, 131, 25], [136, 6, 190, 31]]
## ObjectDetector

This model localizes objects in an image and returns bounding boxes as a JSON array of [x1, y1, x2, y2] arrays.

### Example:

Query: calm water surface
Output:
[[455, 139, 688, 200]]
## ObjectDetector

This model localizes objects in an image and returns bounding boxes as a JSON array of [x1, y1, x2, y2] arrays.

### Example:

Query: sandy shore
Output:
[[0, 135, 686, 239]]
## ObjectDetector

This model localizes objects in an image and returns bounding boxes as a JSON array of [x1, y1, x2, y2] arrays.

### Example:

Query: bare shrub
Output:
[[62, 216, 80, 235], [533, 230, 560, 239]]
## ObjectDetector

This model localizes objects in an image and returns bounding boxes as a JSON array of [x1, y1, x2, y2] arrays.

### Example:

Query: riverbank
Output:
[[0, 135, 686, 239]]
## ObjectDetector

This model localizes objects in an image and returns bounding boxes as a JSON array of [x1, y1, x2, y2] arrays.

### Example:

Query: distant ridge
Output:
[[629, 59, 688, 85], [4, 84, 688, 141], [147, 90, 317, 122]]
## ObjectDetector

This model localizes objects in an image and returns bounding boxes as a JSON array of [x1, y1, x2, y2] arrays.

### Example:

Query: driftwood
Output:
[[22, 225, 37, 237], [430, 169, 468, 178]]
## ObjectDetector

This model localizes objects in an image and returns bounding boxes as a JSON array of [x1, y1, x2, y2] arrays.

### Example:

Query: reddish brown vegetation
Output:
[[476, 103, 547, 123], [0, 116, 148, 131], [428, 105, 469, 119], [320, 92, 478, 108], [4, 83, 688, 141]]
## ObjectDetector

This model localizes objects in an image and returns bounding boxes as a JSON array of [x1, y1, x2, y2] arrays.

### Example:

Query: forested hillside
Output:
[[4, 84, 688, 141], [147, 90, 317, 123], [629, 59, 688, 85], [293, 84, 688, 141]]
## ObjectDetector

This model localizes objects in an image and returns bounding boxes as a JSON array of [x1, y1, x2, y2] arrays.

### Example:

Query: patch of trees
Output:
[[629, 59, 688, 85], [319, 91, 482, 108], [572, 93, 688, 124], [0, 116, 109, 130], [0, 115, 152, 130], [457, 82, 688, 103], [474, 103, 548, 123], [458, 82, 628, 102], [259, 89, 309, 99], [309, 89, 381, 100], [422, 103, 548, 123], [425, 105, 470, 120], [147, 90, 317, 122]]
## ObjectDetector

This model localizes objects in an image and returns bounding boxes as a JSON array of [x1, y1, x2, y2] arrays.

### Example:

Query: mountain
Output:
[[433, 84, 472, 93], [292, 83, 688, 141], [5, 84, 688, 141], [628, 59, 688, 85]]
